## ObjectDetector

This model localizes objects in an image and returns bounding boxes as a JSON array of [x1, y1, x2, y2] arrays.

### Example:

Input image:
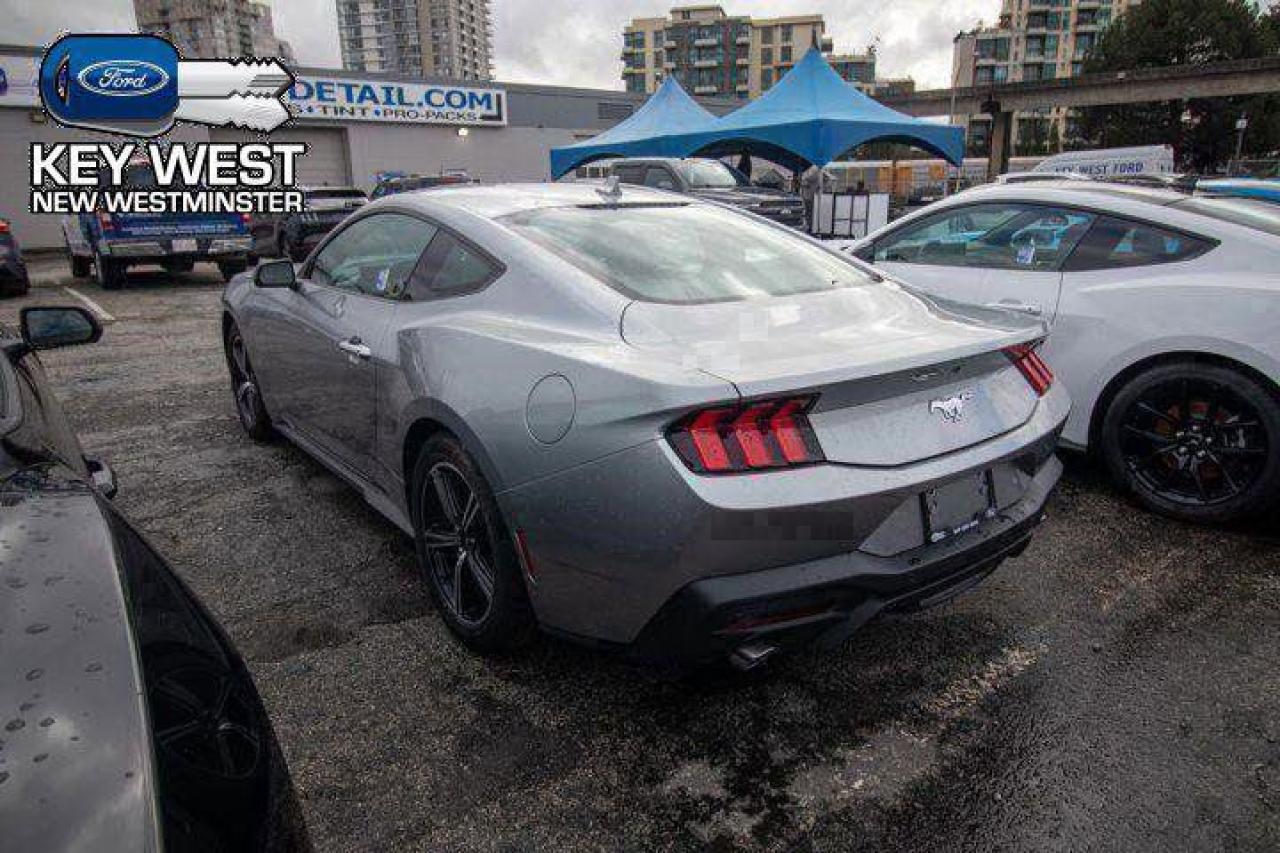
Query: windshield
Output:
[[502, 202, 875, 304], [682, 160, 746, 189], [1174, 196, 1280, 237]]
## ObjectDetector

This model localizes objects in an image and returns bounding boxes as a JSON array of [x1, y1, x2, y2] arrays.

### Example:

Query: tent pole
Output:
[[815, 165, 823, 236]]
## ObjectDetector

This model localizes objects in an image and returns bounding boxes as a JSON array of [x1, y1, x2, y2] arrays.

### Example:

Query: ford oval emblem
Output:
[[76, 60, 169, 98]]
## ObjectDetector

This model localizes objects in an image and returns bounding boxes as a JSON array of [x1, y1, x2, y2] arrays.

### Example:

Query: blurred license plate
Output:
[[922, 471, 995, 543], [173, 238, 197, 253]]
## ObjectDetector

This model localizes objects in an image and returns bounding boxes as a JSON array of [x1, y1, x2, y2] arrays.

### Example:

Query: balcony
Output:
[[694, 84, 720, 94], [622, 66, 645, 75], [693, 37, 719, 47], [736, 56, 749, 66], [694, 58, 720, 68], [735, 34, 751, 45]]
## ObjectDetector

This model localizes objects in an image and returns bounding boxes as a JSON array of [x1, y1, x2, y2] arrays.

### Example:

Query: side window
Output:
[[613, 165, 645, 185], [407, 230, 502, 300], [1064, 216, 1213, 272], [643, 167, 677, 190], [309, 213, 438, 298], [873, 203, 1094, 271]]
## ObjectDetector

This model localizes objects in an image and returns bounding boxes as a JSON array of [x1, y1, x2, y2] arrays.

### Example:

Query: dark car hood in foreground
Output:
[[0, 464, 310, 853], [0, 481, 162, 853]]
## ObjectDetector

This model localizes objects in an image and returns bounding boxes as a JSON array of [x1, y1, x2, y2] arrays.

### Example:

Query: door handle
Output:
[[337, 337, 371, 359], [986, 301, 1043, 317]]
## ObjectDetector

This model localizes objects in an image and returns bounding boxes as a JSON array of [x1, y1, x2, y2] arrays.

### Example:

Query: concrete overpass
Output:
[[879, 56, 1280, 179]]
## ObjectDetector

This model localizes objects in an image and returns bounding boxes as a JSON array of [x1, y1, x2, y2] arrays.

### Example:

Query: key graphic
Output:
[[40, 33, 293, 137]]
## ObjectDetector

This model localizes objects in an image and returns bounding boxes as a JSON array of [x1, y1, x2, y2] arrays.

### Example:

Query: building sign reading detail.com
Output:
[[287, 75, 507, 127]]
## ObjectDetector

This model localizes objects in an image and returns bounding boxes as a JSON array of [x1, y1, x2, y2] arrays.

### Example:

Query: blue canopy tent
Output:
[[668, 47, 964, 170], [549, 76, 717, 179]]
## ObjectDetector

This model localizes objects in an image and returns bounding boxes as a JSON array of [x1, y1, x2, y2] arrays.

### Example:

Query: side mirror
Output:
[[254, 259, 297, 288], [20, 306, 102, 351]]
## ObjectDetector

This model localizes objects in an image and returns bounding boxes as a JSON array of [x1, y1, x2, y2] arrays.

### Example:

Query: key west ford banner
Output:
[[287, 75, 507, 127]]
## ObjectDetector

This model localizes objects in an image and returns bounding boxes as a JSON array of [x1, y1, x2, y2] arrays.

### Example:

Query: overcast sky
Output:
[[4, 0, 1275, 90]]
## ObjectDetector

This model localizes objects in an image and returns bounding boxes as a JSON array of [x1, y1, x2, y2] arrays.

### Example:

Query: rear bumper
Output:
[[627, 455, 1059, 665], [99, 236, 252, 259], [503, 384, 1070, 651]]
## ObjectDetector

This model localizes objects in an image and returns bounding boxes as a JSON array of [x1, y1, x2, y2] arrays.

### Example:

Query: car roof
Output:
[[386, 181, 683, 220], [956, 179, 1191, 209]]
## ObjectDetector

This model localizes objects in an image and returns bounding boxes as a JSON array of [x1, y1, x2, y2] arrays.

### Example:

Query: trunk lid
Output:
[[622, 284, 1046, 466]]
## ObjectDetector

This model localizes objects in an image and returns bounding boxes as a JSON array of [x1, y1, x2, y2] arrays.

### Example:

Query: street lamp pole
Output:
[[1234, 114, 1249, 174]]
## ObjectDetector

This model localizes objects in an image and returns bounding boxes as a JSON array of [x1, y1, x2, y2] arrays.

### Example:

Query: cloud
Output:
[[8, 0, 1276, 91]]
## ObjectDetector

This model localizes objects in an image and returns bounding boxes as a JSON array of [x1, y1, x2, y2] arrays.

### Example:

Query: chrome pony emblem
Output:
[[929, 389, 975, 423]]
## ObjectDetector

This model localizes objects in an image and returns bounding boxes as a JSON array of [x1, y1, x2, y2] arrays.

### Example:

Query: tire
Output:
[[1100, 361, 1280, 524], [94, 251, 125, 290], [165, 259, 195, 274], [410, 435, 537, 654], [70, 254, 92, 279], [217, 259, 248, 282], [223, 319, 275, 442]]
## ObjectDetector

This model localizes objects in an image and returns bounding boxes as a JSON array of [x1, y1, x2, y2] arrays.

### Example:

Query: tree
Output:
[[1075, 0, 1279, 172]]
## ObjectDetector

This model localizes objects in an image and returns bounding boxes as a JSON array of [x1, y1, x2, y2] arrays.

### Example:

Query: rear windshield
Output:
[[502, 202, 875, 303], [1173, 197, 1280, 237], [306, 189, 366, 201]]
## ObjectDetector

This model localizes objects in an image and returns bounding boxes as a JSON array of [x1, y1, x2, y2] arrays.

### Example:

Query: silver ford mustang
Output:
[[221, 182, 1069, 666]]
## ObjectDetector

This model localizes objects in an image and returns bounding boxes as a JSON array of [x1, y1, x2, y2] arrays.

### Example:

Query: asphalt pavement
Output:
[[4, 258, 1278, 852]]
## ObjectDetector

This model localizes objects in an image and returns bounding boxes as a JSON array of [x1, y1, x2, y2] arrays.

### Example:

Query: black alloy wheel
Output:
[[149, 661, 263, 783], [420, 461, 497, 629], [411, 436, 537, 653], [1103, 362, 1279, 523], [225, 321, 274, 442]]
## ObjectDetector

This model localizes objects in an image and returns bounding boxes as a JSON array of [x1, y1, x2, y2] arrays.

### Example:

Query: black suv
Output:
[[608, 158, 807, 229], [250, 186, 368, 263]]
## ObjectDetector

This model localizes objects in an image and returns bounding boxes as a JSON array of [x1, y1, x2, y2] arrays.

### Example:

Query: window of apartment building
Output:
[[626, 75, 646, 93], [977, 38, 1010, 61], [780, 46, 792, 63], [761, 47, 773, 64], [761, 27, 773, 45], [761, 67, 774, 89], [780, 24, 793, 43]]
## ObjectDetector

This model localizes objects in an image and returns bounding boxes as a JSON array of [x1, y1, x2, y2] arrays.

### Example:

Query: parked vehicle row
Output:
[[847, 179, 1280, 523]]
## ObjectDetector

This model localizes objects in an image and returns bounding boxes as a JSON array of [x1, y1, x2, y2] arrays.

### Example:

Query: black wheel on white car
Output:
[[70, 254, 92, 278], [223, 319, 274, 442], [411, 435, 537, 654], [94, 251, 125, 290], [1101, 361, 1280, 524]]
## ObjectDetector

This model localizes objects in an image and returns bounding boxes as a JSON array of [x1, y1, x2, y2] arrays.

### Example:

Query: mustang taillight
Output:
[[1004, 343, 1054, 397], [668, 396, 824, 474]]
